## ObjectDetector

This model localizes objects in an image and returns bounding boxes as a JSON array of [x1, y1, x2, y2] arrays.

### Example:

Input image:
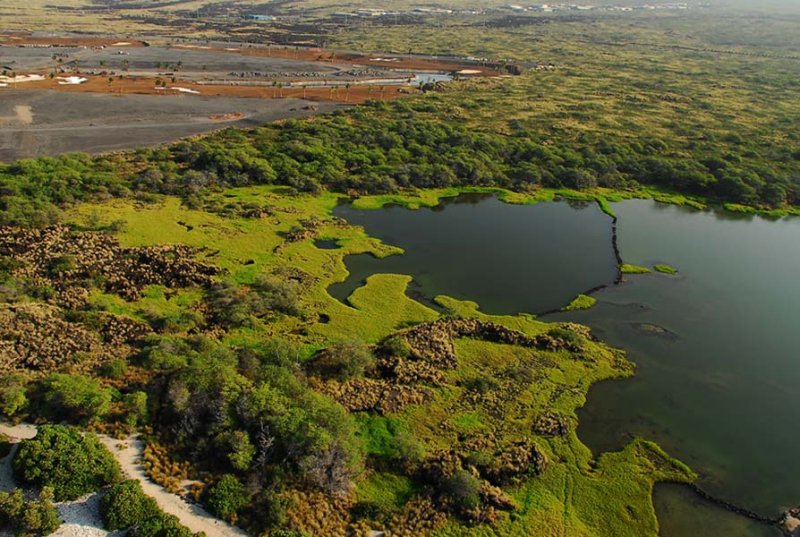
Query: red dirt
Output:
[[209, 112, 244, 120], [170, 43, 505, 76], [24, 75, 414, 104], [0, 33, 147, 48]]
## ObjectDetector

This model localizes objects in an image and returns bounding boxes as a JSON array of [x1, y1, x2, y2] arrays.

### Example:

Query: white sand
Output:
[[170, 87, 200, 94], [457, 69, 482, 75], [0, 74, 46, 83], [57, 76, 88, 85], [53, 493, 114, 537]]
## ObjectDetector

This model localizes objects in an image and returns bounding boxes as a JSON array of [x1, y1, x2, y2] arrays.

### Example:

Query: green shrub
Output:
[[101, 480, 159, 531], [0, 373, 29, 419], [380, 335, 412, 358], [250, 276, 302, 317], [99, 359, 129, 379], [440, 470, 482, 512], [0, 487, 61, 536], [13, 425, 121, 501], [309, 343, 375, 381], [121, 392, 149, 427], [206, 277, 302, 329], [131, 512, 194, 537], [36, 373, 115, 423], [205, 474, 249, 522], [546, 327, 584, 349]]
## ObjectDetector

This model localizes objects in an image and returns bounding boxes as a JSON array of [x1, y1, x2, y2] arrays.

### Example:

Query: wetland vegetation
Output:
[[1, 2, 799, 536]]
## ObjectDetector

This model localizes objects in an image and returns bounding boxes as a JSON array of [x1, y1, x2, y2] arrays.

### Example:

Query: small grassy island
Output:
[[562, 294, 598, 312], [620, 264, 653, 275], [654, 264, 679, 275]]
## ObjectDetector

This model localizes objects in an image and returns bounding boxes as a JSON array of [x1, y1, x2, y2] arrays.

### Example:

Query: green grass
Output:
[[356, 472, 418, 513], [563, 294, 598, 312], [355, 414, 407, 458], [620, 264, 652, 275], [653, 264, 679, 275]]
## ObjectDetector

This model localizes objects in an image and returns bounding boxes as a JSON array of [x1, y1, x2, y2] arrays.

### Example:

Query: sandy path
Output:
[[0, 423, 247, 537], [0, 105, 34, 126]]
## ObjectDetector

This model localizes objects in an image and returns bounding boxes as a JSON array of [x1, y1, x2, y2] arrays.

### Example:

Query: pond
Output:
[[330, 194, 619, 314], [331, 194, 800, 536]]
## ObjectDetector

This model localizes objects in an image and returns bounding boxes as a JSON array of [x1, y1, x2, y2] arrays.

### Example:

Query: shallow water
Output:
[[332, 195, 800, 534], [551, 200, 800, 519], [653, 483, 780, 537]]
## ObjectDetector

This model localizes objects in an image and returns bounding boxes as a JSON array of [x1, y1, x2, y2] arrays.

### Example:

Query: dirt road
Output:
[[0, 423, 247, 537]]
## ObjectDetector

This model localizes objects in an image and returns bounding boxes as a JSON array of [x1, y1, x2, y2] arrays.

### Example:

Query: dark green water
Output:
[[330, 195, 619, 314], [653, 483, 779, 537], [332, 195, 800, 536], [550, 200, 800, 522]]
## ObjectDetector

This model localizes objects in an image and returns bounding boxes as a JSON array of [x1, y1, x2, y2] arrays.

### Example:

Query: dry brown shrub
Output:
[[142, 442, 191, 495]]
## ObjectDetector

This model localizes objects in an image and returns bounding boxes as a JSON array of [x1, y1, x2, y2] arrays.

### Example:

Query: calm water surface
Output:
[[552, 200, 800, 519], [331, 195, 618, 314], [332, 195, 800, 535]]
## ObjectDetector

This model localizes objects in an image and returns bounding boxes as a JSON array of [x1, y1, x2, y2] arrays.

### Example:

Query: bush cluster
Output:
[[2, 98, 797, 228], [0, 488, 61, 536], [12, 425, 121, 502], [101, 480, 196, 537]]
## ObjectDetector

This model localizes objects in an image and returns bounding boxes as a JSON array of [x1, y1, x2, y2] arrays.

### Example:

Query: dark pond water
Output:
[[548, 200, 800, 523], [653, 483, 779, 537], [332, 195, 800, 536], [314, 239, 341, 250], [330, 195, 619, 314]]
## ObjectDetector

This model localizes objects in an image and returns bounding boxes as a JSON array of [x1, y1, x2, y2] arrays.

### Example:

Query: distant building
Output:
[[244, 14, 275, 21]]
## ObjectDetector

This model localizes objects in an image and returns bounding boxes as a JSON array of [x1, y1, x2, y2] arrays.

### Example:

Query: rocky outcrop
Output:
[[0, 303, 138, 372], [783, 507, 800, 536], [0, 225, 220, 305], [395, 318, 585, 369], [377, 356, 445, 385], [533, 412, 569, 437], [312, 377, 432, 414]]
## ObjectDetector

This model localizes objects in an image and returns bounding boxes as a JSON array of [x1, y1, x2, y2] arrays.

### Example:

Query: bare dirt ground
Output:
[[0, 90, 343, 162], [0, 35, 503, 77]]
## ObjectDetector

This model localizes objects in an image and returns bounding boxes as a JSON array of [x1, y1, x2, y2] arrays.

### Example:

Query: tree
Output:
[[205, 474, 249, 523], [222, 430, 256, 471], [309, 343, 374, 381], [101, 480, 159, 530], [0, 373, 29, 419], [37, 373, 114, 423], [13, 425, 121, 501], [0, 487, 61, 536]]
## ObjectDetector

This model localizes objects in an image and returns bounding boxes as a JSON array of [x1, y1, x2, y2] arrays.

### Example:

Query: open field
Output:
[[0, 90, 342, 161], [0, 34, 507, 159], [0, 35, 502, 160]]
